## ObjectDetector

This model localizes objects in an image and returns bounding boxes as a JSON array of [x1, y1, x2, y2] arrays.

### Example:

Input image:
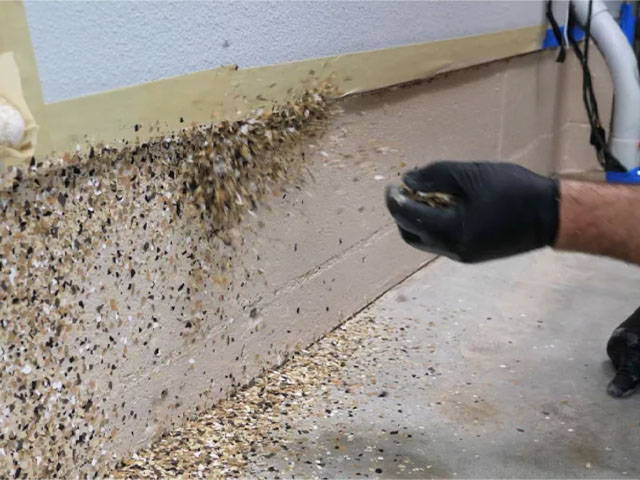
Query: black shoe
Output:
[[607, 307, 640, 398]]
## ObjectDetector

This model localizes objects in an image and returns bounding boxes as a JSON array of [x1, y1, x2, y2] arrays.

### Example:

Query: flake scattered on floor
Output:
[[112, 308, 392, 478], [116, 250, 640, 479]]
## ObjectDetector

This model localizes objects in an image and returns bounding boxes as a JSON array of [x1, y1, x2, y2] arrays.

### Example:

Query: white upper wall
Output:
[[23, 0, 551, 103], [21, 0, 619, 103]]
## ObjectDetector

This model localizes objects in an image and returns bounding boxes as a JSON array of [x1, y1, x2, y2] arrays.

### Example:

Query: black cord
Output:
[[547, 0, 626, 172], [636, 3, 640, 72], [567, 1, 626, 172], [546, 0, 567, 62]]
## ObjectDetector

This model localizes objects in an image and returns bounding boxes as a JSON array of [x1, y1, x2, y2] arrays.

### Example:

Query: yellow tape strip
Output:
[[1, 0, 545, 161]]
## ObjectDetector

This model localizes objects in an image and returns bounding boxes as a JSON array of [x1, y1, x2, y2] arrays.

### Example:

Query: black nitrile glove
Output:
[[385, 161, 560, 263]]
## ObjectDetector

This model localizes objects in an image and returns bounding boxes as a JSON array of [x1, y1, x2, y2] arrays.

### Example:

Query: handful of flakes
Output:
[[401, 185, 456, 208]]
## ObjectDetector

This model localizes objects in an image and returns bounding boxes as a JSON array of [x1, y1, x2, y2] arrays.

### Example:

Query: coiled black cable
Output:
[[547, 0, 627, 172]]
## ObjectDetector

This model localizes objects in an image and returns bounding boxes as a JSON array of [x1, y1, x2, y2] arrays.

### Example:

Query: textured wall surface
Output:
[[23, 0, 549, 102]]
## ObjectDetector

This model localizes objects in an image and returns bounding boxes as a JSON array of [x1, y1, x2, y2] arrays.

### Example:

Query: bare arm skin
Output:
[[556, 180, 640, 264], [386, 162, 640, 265]]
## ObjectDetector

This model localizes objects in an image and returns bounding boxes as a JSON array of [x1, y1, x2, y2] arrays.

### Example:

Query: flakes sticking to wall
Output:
[[0, 88, 332, 478]]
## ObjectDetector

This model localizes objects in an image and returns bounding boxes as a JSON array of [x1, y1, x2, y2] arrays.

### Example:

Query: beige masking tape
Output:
[[0, 52, 38, 167], [38, 25, 545, 159]]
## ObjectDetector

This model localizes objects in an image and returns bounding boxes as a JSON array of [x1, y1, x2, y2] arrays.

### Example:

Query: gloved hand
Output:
[[385, 161, 560, 263]]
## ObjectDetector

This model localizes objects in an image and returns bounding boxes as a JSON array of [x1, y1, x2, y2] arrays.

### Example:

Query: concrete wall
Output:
[[2, 44, 613, 477], [23, 0, 553, 102]]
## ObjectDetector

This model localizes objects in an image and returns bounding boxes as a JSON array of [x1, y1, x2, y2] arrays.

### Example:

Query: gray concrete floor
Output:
[[246, 249, 640, 479]]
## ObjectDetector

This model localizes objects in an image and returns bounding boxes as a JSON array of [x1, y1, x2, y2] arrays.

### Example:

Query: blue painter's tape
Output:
[[606, 168, 640, 184], [542, 27, 561, 48], [542, 25, 585, 49], [619, 1, 636, 46], [545, 3, 635, 50]]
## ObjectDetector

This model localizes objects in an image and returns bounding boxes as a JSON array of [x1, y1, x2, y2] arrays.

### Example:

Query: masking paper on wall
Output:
[[0, 52, 37, 168]]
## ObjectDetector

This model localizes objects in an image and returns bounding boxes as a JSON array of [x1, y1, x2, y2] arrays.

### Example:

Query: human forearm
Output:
[[386, 161, 640, 266], [555, 180, 640, 264]]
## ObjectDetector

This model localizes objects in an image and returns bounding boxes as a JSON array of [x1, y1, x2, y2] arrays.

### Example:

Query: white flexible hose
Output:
[[572, 0, 640, 170]]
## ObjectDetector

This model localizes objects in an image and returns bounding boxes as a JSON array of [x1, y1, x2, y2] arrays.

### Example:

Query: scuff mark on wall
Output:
[[0, 88, 331, 478]]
